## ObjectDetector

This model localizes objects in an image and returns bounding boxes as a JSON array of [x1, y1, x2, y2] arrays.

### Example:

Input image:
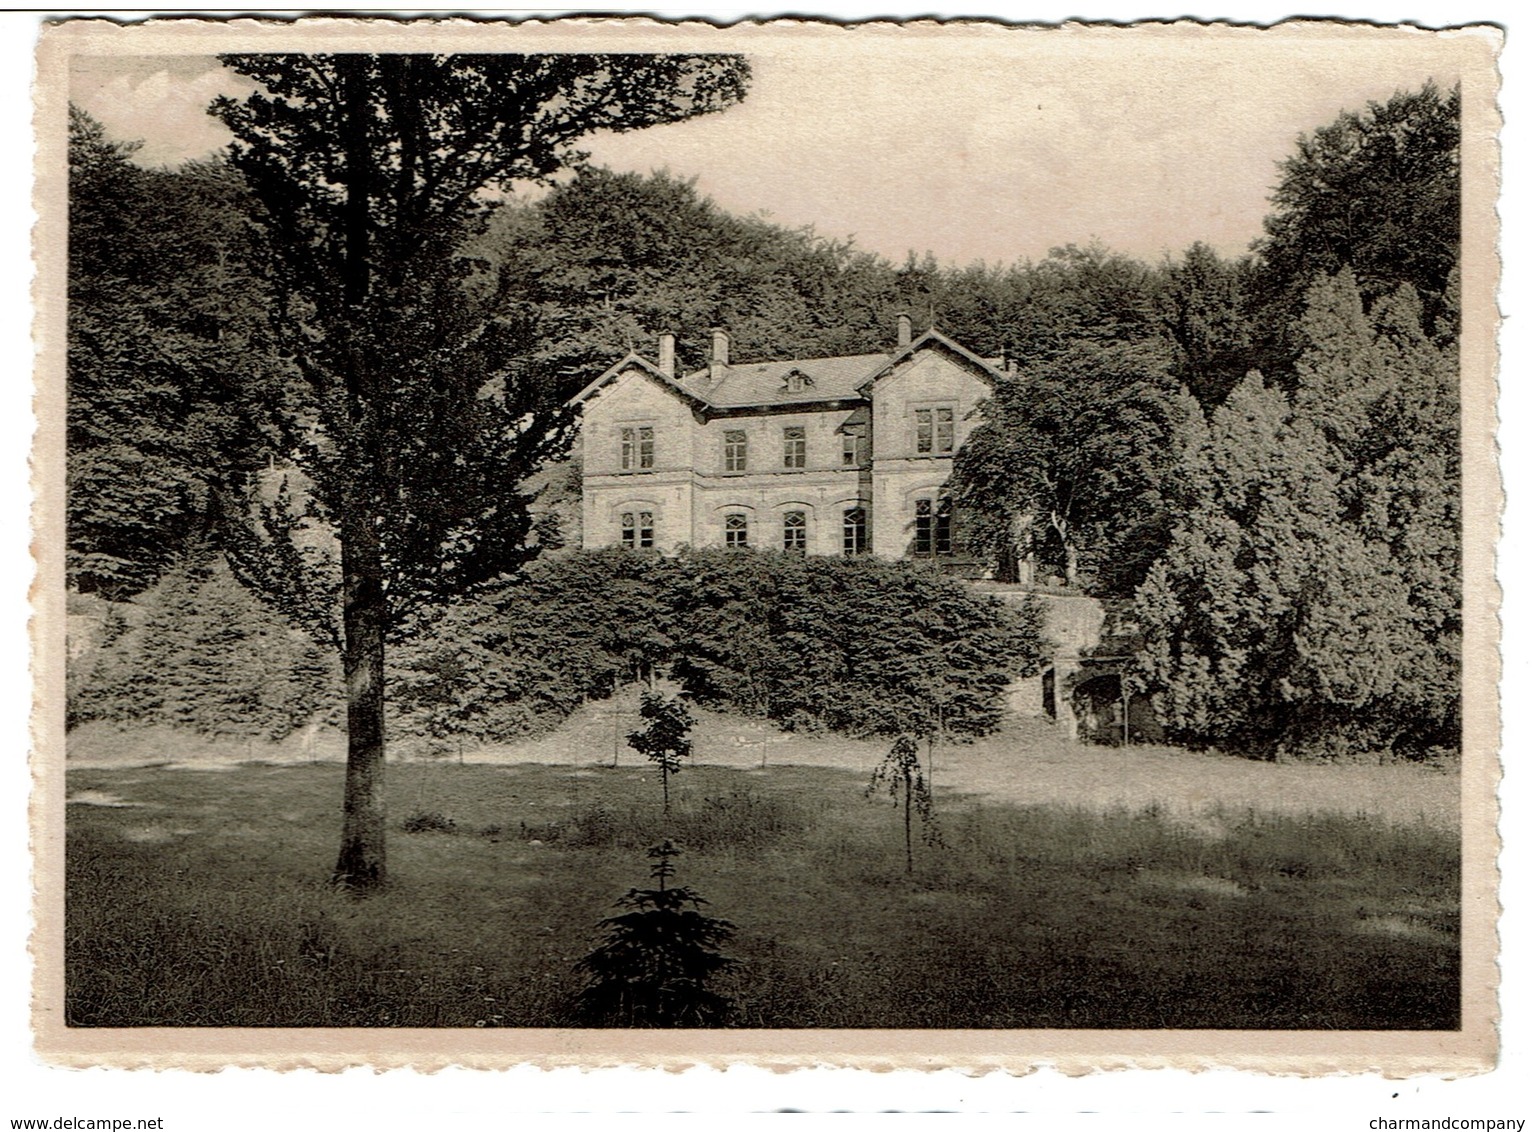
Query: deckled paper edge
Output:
[[29, 12, 1505, 1076]]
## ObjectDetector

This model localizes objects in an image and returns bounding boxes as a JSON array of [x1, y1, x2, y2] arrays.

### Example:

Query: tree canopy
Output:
[[209, 52, 751, 889], [480, 167, 902, 386], [1254, 80, 1460, 350], [67, 107, 280, 600], [1132, 269, 1458, 760], [950, 340, 1194, 595]]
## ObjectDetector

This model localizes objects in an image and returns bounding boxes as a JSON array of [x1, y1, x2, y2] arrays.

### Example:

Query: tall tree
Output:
[[1158, 242, 1260, 411], [210, 53, 750, 890], [949, 340, 1193, 595], [1133, 270, 1459, 759], [68, 107, 279, 599], [1253, 80, 1460, 362], [479, 166, 900, 382]]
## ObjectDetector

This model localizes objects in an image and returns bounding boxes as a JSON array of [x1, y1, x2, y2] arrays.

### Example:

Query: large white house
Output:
[[569, 316, 1004, 563]]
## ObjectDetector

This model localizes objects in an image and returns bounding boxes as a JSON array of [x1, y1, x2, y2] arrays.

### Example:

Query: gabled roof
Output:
[[573, 330, 1005, 415], [857, 329, 1008, 394], [567, 352, 711, 412], [680, 353, 889, 409]]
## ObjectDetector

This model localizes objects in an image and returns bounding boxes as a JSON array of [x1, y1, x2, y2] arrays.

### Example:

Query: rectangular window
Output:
[[842, 432, 861, 467], [725, 512, 748, 548], [915, 408, 955, 455], [724, 429, 747, 473], [620, 510, 654, 550], [620, 426, 655, 471], [783, 426, 806, 469], [783, 510, 807, 554], [843, 507, 867, 556], [913, 498, 952, 557]]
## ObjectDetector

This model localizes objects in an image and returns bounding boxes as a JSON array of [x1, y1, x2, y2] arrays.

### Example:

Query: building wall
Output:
[[579, 345, 992, 560], [580, 367, 697, 550], [868, 351, 992, 558], [691, 470, 866, 555], [690, 406, 858, 480]]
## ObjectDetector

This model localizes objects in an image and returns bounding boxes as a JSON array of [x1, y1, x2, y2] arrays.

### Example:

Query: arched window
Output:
[[620, 510, 654, 550], [782, 510, 807, 554], [725, 512, 748, 548], [843, 507, 867, 556], [913, 498, 952, 557]]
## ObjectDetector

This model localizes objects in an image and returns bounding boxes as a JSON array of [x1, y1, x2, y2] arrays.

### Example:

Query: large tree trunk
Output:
[[332, 55, 387, 892], [334, 502, 388, 890]]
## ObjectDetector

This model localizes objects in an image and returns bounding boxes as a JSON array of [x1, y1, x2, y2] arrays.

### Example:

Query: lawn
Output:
[[65, 752, 1459, 1029]]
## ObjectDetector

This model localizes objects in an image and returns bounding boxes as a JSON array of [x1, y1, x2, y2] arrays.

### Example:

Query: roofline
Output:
[[856, 329, 1007, 394], [567, 353, 713, 412]]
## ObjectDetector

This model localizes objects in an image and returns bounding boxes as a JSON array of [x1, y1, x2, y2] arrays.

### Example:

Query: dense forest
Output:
[[67, 78, 1460, 763]]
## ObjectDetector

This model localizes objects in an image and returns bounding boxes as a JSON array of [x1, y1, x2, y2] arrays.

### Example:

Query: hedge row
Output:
[[392, 548, 1046, 745], [68, 548, 1045, 746]]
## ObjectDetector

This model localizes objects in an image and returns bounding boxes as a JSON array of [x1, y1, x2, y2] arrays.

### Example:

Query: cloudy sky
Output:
[[70, 25, 1464, 268]]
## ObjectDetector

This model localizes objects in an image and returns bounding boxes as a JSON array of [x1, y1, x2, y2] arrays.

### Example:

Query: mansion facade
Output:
[[570, 316, 1004, 562]]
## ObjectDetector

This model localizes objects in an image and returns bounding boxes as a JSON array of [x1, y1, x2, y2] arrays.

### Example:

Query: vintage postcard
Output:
[[32, 15, 1502, 1074]]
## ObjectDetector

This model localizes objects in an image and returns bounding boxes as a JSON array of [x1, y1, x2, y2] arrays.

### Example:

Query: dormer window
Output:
[[783, 369, 814, 394]]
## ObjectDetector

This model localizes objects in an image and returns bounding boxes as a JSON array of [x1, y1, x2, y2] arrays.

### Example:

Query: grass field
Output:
[[65, 727, 1460, 1029]]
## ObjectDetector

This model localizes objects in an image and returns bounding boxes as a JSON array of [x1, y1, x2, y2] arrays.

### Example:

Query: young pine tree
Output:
[[574, 840, 737, 1027]]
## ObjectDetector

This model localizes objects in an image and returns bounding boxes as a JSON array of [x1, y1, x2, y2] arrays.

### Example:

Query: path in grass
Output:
[[68, 693, 1459, 836], [498, 698, 1460, 836]]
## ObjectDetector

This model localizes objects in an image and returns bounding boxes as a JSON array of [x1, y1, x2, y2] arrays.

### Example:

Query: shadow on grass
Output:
[[64, 761, 1458, 1029]]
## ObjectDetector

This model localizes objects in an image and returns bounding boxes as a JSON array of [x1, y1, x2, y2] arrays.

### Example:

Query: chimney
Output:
[[896, 312, 912, 349], [657, 331, 676, 378], [710, 328, 730, 381]]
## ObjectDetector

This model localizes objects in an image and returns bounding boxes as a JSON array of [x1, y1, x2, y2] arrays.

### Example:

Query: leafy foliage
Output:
[[392, 548, 1043, 747], [67, 554, 337, 739], [627, 692, 694, 814], [68, 107, 282, 600], [574, 841, 737, 1027], [1132, 271, 1459, 760], [1158, 242, 1263, 411], [482, 167, 903, 384], [1254, 81, 1460, 355], [206, 53, 751, 889], [951, 340, 1196, 594]]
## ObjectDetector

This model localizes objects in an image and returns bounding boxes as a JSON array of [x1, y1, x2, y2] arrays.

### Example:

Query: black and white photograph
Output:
[[26, 9, 1506, 1093]]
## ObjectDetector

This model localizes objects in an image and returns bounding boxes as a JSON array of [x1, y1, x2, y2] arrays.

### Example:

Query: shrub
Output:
[[564, 791, 807, 854], [67, 555, 338, 740], [627, 691, 693, 814], [401, 810, 457, 835], [867, 734, 937, 874]]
